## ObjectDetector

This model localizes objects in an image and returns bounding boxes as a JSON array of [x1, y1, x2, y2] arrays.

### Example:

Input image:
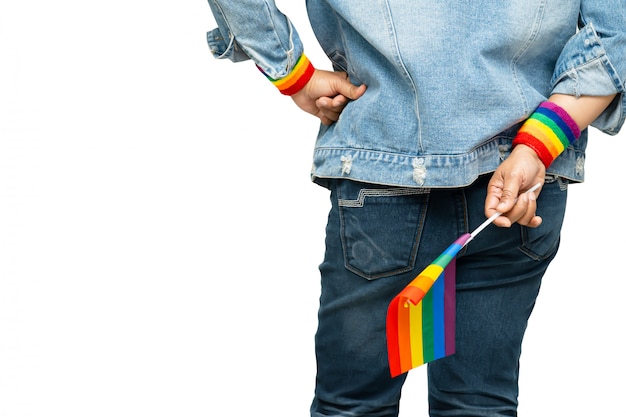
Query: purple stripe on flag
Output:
[[444, 258, 457, 356]]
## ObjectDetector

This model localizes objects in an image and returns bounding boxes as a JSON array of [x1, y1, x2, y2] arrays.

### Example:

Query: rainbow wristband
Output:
[[512, 101, 581, 168], [258, 54, 315, 96]]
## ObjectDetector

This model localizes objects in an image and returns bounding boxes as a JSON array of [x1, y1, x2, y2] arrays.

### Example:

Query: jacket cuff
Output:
[[258, 54, 315, 96], [551, 23, 626, 135]]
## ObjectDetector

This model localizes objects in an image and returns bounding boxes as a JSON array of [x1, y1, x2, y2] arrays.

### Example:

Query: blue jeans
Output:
[[310, 175, 567, 417]]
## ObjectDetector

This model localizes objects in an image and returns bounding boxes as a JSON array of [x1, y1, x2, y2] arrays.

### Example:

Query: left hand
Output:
[[291, 69, 366, 125]]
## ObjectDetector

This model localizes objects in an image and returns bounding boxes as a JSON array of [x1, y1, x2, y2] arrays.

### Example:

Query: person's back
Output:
[[209, 1, 625, 189], [206, 1, 626, 415], [306, 1, 582, 186]]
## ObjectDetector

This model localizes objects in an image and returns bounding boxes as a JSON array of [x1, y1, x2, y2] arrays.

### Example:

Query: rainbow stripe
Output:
[[386, 233, 471, 377], [258, 54, 315, 96], [513, 101, 580, 168]]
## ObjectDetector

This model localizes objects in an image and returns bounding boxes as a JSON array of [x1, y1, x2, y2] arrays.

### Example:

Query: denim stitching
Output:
[[510, 0, 547, 113], [338, 187, 430, 208]]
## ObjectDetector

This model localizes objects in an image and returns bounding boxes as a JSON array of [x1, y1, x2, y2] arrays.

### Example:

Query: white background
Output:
[[0, 1, 624, 416]]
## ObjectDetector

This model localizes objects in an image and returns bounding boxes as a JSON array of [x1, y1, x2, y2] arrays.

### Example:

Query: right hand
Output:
[[485, 144, 546, 228], [291, 69, 366, 125]]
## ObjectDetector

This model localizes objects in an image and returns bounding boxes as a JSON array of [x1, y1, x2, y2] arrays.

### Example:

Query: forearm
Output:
[[512, 94, 617, 169], [207, 0, 308, 82], [548, 94, 617, 132]]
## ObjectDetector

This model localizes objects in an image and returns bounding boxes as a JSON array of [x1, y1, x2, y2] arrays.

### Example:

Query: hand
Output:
[[291, 69, 366, 125], [485, 145, 546, 228]]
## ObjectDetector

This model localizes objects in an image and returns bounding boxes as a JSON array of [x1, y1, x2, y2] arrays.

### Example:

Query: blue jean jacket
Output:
[[207, 0, 626, 188]]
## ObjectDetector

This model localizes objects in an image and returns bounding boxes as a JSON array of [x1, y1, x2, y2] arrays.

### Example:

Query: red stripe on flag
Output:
[[386, 297, 402, 377]]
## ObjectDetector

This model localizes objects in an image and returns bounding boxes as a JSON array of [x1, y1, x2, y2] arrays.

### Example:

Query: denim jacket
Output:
[[207, 0, 626, 188]]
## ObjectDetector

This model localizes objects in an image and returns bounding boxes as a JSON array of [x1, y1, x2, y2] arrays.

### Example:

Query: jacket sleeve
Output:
[[206, 0, 314, 95], [551, 3, 626, 135]]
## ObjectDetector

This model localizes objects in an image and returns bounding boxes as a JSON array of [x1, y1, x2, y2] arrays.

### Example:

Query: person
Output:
[[206, 1, 625, 416]]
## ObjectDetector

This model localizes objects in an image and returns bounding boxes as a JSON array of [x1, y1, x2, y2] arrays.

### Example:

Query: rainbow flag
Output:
[[385, 184, 541, 377], [386, 233, 471, 377]]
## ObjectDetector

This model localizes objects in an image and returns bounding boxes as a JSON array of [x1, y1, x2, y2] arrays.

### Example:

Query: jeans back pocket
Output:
[[336, 180, 429, 280]]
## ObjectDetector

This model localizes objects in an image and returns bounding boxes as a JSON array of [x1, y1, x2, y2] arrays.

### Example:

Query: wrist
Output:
[[509, 143, 543, 165], [258, 54, 315, 96], [512, 101, 580, 168]]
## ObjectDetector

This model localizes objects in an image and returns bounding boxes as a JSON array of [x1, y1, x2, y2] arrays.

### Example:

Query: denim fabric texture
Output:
[[207, 0, 626, 188], [205, 2, 617, 415], [310, 176, 566, 417]]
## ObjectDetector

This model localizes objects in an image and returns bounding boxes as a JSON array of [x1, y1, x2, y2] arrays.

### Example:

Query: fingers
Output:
[[293, 70, 367, 125], [520, 194, 543, 228], [492, 191, 542, 228], [342, 83, 367, 100], [485, 177, 516, 220], [484, 144, 546, 228], [316, 95, 349, 125], [495, 184, 521, 214], [316, 78, 367, 124], [486, 178, 543, 228], [486, 173, 531, 216], [331, 73, 367, 100]]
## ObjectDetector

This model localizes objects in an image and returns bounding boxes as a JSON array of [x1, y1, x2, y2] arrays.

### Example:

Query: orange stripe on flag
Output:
[[397, 299, 413, 373]]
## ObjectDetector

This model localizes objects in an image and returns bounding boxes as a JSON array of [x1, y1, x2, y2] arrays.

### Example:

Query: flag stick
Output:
[[464, 183, 542, 247]]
